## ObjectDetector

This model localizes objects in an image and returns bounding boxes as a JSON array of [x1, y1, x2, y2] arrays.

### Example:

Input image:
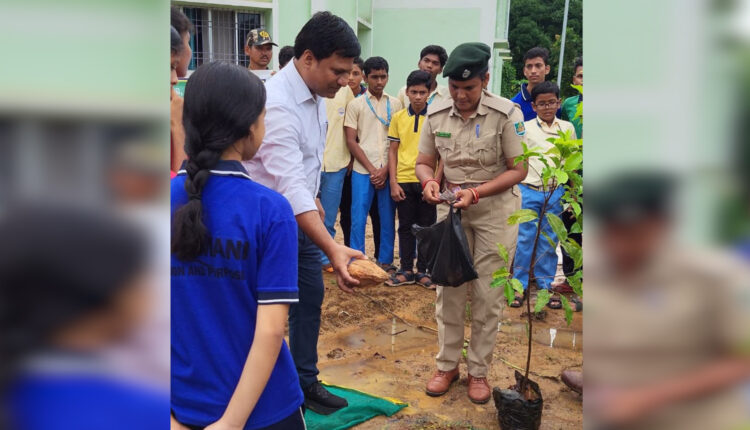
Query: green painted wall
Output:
[[277, 0, 311, 48], [372, 8, 482, 96]]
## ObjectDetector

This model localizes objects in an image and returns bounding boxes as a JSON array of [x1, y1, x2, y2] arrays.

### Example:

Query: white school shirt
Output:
[[243, 62, 328, 215]]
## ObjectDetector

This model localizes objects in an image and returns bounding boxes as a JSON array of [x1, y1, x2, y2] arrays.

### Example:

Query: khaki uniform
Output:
[[418, 90, 525, 376]]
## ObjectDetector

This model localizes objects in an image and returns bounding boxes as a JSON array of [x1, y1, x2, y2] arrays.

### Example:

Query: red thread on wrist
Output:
[[469, 188, 480, 204]]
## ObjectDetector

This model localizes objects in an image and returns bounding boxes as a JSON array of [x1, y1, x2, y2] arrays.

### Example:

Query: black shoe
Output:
[[303, 381, 348, 415]]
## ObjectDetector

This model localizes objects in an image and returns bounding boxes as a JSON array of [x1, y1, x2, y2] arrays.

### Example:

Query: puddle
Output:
[[340, 318, 436, 353], [499, 322, 582, 351]]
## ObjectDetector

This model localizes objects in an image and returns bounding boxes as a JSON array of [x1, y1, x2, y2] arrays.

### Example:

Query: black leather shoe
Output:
[[303, 381, 348, 415]]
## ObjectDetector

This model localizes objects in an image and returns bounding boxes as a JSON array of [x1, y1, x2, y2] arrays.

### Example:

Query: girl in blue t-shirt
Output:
[[171, 61, 304, 430]]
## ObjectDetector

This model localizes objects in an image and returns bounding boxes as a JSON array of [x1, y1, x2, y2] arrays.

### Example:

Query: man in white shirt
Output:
[[243, 11, 363, 415]]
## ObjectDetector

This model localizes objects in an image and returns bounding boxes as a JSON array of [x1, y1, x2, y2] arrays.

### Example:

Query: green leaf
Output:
[[545, 213, 568, 242], [508, 209, 538, 225], [496, 243, 509, 263], [504, 282, 515, 306], [564, 152, 583, 172], [490, 276, 505, 288], [568, 271, 583, 297], [541, 230, 556, 249], [570, 201, 582, 217], [570, 220, 583, 234], [493, 266, 510, 279], [559, 295, 574, 326], [561, 238, 582, 270], [510, 278, 524, 295], [534, 289, 551, 313], [553, 168, 569, 185]]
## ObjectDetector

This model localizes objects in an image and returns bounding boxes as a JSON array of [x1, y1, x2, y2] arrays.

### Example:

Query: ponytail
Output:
[[171, 61, 266, 260]]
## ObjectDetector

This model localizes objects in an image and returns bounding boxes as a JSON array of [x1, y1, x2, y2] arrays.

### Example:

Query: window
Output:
[[180, 7, 263, 70]]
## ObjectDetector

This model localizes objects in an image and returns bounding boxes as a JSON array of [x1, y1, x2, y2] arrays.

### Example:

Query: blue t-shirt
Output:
[[171, 160, 303, 429], [511, 82, 562, 121]]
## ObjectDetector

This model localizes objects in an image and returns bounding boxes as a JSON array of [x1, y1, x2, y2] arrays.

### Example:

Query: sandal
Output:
[[547, 294, 563, 309], [509, 294, 525, 308], [321, 263, 334, 273], [378, 263, 398, 275], [385, 270, 415, 287], [415, 272, 435, 290]]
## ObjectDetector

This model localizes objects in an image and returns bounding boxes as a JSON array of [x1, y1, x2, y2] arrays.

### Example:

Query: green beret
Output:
[[443, 42, 491, 80]]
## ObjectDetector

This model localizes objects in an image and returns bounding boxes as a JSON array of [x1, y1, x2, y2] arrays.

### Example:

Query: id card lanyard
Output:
[[365, 96, 391, 127]]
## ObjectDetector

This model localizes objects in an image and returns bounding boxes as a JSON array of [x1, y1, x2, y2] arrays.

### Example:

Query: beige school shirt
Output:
[[322, 86, 355, 172], [344, 90, 403, 175], [522, 117, 577, 187], [418, 90, 525, 185], [397, 83, 450, 109]]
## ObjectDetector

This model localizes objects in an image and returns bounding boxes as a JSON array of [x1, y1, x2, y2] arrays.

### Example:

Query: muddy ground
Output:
[[313, 218, 583, 429]]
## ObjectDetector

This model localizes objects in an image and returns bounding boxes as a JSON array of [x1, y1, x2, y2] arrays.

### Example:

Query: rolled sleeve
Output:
[[418, 117, 436, 157], [258, 103, 317, 215]]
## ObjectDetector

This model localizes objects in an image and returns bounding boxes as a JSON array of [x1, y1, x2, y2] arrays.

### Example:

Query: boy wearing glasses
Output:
[[510, 81, 577, 310]]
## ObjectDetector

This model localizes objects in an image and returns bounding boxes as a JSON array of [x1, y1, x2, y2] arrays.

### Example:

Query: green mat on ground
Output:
[[304, 383, 408, 430]]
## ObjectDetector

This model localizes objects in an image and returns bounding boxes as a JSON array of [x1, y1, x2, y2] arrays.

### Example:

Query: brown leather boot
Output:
[[561, 369, 582, 394], [425, 367, 459, 397], [467, 374, 491, 404]]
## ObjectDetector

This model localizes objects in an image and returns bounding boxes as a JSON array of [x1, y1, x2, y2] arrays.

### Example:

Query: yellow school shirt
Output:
[[387, 105, 427, 183]]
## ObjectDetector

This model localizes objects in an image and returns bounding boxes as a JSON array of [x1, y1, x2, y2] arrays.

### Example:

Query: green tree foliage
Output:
[[508, 0, 583, 99]]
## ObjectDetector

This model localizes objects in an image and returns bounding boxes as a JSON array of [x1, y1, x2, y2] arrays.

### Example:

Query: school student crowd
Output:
[[170, 7, 582, 430]]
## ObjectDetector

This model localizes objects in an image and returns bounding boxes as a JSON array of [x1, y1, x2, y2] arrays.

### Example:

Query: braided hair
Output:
[[171, 61, 266, 261]]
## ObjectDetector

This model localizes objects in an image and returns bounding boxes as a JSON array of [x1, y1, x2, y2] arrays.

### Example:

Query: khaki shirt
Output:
[[418, 90, 525, 184], [344, 90, 403, 175], [397, 84, 450, 109], [322, 86, 354, 172], [522, 117, 577, 187]]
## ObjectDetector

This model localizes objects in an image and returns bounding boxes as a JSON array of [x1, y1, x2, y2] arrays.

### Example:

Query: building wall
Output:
[[175, 0, 511, 95]]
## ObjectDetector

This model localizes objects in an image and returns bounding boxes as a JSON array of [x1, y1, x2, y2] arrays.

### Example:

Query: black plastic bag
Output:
[[411, 204, 478, 287], [493, 370, 544, 430]]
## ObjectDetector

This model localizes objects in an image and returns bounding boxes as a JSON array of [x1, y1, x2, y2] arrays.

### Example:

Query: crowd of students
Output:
[[169, 7, 583, 429]]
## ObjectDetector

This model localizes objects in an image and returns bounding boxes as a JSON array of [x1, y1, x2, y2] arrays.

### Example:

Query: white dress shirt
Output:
[[243, 62, 328, 215]]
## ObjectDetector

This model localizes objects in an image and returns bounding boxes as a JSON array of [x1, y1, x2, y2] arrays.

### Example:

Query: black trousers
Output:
[[339, 170, 380, 260], [179, 407, 306, 430], [396, 182, 436, 272], [561, 208, 582, 276]]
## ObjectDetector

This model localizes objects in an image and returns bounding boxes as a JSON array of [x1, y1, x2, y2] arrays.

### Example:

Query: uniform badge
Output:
[[514, 121, 526, 136], [436, 131, 452, 138], [462, 69, 471, 78], [338, 107, 345, 116], [259, 30, 270, 38]]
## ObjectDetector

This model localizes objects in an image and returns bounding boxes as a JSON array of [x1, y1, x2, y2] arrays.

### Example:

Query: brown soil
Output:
[[314, 214, 582, 429]]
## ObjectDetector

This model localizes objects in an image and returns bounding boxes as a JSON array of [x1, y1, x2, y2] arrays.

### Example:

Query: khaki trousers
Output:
[[435, 185, 520, 377]]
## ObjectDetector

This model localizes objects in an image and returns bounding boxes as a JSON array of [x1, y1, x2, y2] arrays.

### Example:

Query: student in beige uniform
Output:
[[345, 56, 403, 271], [415, 42, 528, 404], [397, 45, 451, 109]]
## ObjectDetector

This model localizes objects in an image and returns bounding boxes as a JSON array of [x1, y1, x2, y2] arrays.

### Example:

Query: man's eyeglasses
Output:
[[533, 100, 560, 109]]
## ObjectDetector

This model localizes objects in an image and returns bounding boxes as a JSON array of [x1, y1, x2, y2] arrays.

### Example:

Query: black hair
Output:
[[420, 45, 448, 67], [171, 6, 194, 36], [0, 205, 147, 412], [406, 69, 432, 89], [531, 81, 559, 102], [573, 56, 583, 72], [171, 26, 183, 56], [172, 61, 266, 261], [352, 57, 364, 71], [293, 11, 360, 60], [278, 45, 294, 68], [523, 47, 550, 65], [363, 56, 388, 76]]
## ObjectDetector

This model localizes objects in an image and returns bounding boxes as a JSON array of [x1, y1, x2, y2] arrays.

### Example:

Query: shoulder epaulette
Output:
[[427, 98, 453, 116], [482, 92, 516, 116]]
